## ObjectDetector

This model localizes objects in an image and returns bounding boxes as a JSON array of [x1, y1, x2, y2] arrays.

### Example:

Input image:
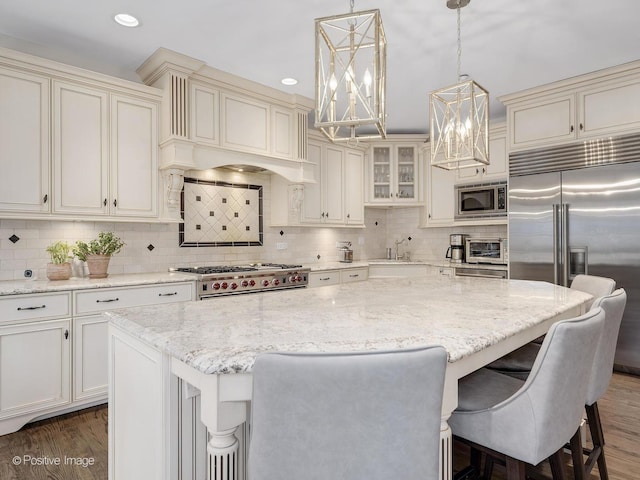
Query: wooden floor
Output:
[[0, 372, 638, 479]]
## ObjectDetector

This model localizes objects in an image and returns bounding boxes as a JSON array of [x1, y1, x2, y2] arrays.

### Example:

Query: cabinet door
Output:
[[271, 107, 294, 159], [579, 80, 640, 138], [508, 94, 575, 151], [323, 145, 345, 224], [426, 163, 456, 226], [301, 142, 323, 224], [110, 95, 158, 217], [457, 129, 507, 182], [370, 145, 392, 202], [344, 149, 364, 225], [0, 67, 50, 213], [73, 315, 108, 401], [53, 81, 109, 215], [395, 145, 418, 202], [0, 319, 70, 419]]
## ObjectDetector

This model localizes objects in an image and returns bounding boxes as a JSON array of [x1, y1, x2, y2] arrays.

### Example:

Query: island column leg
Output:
[[207, 428, 239, 480], [440, 417, 453, 480]]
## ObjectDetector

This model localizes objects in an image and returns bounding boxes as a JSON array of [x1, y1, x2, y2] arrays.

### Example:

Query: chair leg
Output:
[[586, 402, 609, 480], [505, 456, 526, 480], [569, 426, 586, 480], [548, 449, 567, 480]]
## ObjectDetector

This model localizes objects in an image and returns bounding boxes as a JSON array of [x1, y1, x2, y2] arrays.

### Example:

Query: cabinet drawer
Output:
[[309, 271, 340, 287], [74, 282, 194, 315], [340, 268, 368, 283], [0, 292, 71, 324]]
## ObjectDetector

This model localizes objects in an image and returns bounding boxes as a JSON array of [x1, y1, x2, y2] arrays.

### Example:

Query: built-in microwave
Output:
[[455, 181, 507, 219], [465, 237, 508, 265]]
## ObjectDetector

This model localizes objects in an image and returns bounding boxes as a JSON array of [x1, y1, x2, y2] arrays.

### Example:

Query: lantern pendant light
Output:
[[430, 0, 489, 170], [315, 0, 387, 143]]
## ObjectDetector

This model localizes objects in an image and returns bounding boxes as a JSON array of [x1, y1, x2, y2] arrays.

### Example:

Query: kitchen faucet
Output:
[[394, 238, 408, 260]]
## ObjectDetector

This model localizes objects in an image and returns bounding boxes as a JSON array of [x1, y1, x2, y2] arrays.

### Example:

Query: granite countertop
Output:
[[106, 276, 591, 375], [0, 272, 195, 296]]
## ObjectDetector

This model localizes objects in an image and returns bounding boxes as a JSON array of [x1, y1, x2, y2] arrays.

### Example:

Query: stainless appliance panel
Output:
[[508, 172, 561, 283], [509, 159, 640, 374]]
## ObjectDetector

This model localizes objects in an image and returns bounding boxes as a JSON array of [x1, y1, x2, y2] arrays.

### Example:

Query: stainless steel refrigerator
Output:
[[509, 134, 640, 374]]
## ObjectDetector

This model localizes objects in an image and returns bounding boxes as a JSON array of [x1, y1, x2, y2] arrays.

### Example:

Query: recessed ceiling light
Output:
[[114, 13, 140, 27], [281, 77, 298, 86]]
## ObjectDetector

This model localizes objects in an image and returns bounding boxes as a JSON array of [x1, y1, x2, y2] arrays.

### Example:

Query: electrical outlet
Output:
[[276, 242, 288, 250]]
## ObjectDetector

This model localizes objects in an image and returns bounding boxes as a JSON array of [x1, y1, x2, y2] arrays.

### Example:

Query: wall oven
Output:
[[455, 181, 507, 219]]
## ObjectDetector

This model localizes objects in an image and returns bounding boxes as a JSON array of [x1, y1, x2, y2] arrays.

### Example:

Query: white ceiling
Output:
[[1, 0, 639, 135]]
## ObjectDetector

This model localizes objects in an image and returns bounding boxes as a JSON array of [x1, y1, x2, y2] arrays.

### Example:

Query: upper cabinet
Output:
[[501, 60, 640, 152], [456, 123, 507, 182], [271, 134, 365, 228], [0, 47, 162, 222], [0, 66, 50, 214], [365, 140, 423, 206]]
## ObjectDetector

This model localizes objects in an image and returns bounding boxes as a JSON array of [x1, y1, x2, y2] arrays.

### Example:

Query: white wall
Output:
[[0, 169, 506, 281]]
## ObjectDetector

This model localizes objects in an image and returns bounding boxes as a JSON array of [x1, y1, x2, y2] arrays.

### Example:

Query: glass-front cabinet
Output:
[[367, 142, 421, 205]]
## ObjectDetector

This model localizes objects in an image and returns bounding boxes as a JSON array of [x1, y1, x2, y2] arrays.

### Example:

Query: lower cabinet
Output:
[[0, 319, 71, 422], [368, 263, 429, 278], [0, 281, 194, 435], [309, 266, 368, 287]]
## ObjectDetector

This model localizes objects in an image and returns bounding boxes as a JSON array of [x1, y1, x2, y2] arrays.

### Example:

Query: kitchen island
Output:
[[106, 275, 592, 480]]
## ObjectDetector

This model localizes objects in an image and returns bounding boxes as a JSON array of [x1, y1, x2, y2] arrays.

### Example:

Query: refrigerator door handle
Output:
[[553, 204, 560, 285], [562, 204, 570, 286]]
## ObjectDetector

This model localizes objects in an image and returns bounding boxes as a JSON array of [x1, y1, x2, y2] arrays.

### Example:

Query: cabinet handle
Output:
[[158, 292, 178, 297], [349, 274, 359, 278], [113, 199, 117, 207], [17, 304, 46, 311], [43, 194, 48, 204], [570, 125, 574, 132], [321, 212, 325, 218], [347, 213, 350, 219], [320, 277, 330, 281], [103, 198, 107, 207], [96, 298, 120, 303], [64, 330, 69, 340], [579, 123, 584, 130]]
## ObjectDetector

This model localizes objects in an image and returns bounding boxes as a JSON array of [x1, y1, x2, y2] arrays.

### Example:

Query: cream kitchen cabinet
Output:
[[503, 65, 640, 152], [367, 143, 421, 205], [340, 266, 368, 283], [424, 144, 456, 227], [190, 82, 220, 146], [301, 141, 344, 224], [344, 149, 365, 225], [0, 291, 72, 434], [0, 66, 50, 213], [456, 123, 508, 182], [53, 81, 158, 218], [309, 266, 368, 287], [72, 282, 193, 402]]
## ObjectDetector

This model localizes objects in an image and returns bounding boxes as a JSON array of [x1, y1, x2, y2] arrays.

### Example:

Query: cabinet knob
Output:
[[579, 123, 584, 130], [570, 125, 574, 132], [103, 198, 107, 207], [347, 213, 350, 219], [113, 199, 118, 207], [64, 330, 69, 340], [43, 194, 48, 204]]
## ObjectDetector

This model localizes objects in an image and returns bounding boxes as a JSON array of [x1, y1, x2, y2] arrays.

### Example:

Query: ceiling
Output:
[[1, 0, 640, 135]]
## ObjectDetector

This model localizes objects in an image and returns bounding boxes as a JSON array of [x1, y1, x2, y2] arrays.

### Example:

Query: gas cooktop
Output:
[[170, 263, 303, 275]]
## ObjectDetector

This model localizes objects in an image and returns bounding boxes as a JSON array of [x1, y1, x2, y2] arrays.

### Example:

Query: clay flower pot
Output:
[[86, 254, 111, 279], [46, 262, 72, 281]]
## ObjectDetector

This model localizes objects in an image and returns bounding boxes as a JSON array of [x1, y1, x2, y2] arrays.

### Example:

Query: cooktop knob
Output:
[[289, 276, 297, 283], [249, 279, 256, 287], [262, 279, 270, 287], [212, 282, 221, 290], [230, 282, 238, 290], [241, 280, 249, 287], [221, 282, 228, 289], [272, 278, 280, 286]]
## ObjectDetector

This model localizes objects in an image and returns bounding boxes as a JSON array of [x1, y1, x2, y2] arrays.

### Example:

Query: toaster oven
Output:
[[465, 238, 508, 265]]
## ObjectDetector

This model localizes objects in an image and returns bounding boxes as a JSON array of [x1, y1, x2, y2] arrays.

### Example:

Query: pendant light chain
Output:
[[350, 0, 354, 14], [456, 1, 462, 82]]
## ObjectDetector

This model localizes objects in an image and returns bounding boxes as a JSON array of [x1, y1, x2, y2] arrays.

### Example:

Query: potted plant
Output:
[[73, 232, 125, 279], [45, 241, 73, 280]]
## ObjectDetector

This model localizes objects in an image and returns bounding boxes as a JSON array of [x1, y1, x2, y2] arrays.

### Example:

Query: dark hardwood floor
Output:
[[0, 372, 638, 479]]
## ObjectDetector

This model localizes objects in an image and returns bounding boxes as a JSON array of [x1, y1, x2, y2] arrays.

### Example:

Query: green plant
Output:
[[73, 232, 125, 262], [46, 241, 72, 264]]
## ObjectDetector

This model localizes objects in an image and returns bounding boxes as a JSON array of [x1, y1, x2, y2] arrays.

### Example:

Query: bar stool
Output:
[[248, 346, 447, 480], [569, 288, 627, 480], [450, 307, 605, 480], [486, 274, 616, 378]]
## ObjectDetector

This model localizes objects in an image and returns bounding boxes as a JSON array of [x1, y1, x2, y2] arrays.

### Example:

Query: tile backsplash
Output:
[[0, 169, 506, 281]]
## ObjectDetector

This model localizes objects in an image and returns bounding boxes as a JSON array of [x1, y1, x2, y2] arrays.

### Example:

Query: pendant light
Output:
[[430, 0, 489, 170], [315, 0, 387, 143]]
